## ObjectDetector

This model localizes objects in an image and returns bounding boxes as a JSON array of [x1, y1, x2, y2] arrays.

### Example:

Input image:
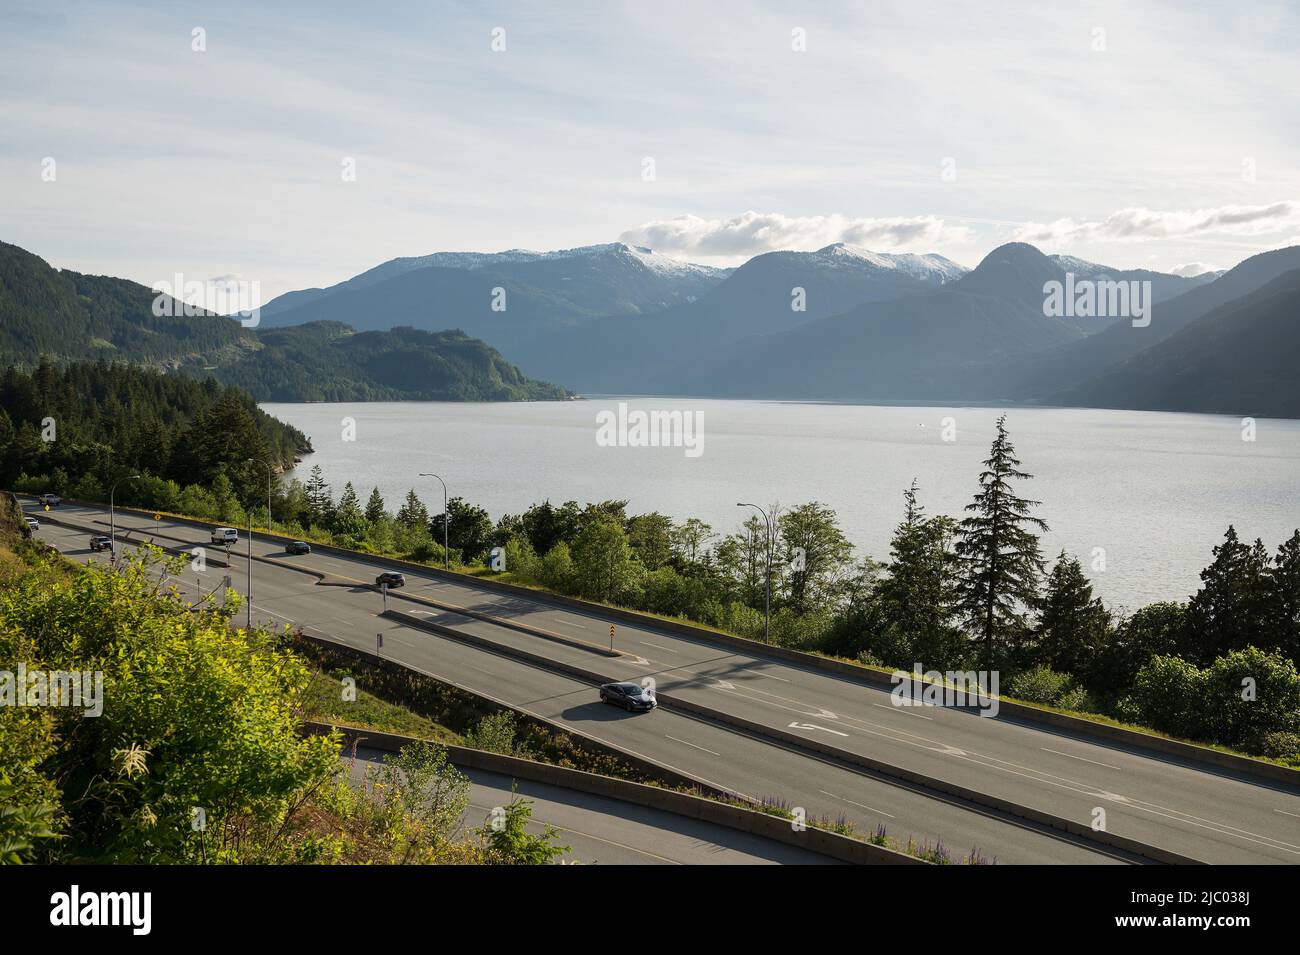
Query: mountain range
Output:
[[0, 241, 568, 402], [6, 233, 1297, 417]]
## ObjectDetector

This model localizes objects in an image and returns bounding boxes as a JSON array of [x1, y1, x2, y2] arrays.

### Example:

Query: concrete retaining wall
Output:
[[304, 720, 923, 865]]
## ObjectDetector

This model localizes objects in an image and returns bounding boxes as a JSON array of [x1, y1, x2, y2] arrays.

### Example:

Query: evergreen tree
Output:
[[395, 489, 429, 530], [874, 483, 964, 668], [1269, 530, 1300, 664], [1035, 551, 1111, 680], [954, 415, 1049, 669], [304, 465, 334, 528], [364, 487, 387, 525], [1185, 526, 1274, 665], [333, 481, 366, 537]]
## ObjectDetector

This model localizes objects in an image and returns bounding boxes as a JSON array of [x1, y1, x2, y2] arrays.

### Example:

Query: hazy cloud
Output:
[[1015, 202, 1300, 246], [1170, 262, 1216, 277], [620, 211, 971, 258]]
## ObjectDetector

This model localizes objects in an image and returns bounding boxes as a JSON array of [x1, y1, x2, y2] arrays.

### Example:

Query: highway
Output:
[[30, 499, 1300, 864], [343, 746, 840, 865]]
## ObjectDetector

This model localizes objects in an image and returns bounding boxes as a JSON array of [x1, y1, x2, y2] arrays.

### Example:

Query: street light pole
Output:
[[246, 458, 274, 537], [418, 472, 449, 569], [109, 474, 141, 568], [243, 459, 275, 631], [736, 502, 772, 643]]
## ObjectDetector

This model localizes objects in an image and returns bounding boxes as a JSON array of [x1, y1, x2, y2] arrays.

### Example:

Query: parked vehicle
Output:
[[90, 535, 113, 552], [211, 527, 239, 546], [285, 541, 311, 555], [599, 682, 657, 712], [39, 493, 60, 507], [375, 571, 406, 588]]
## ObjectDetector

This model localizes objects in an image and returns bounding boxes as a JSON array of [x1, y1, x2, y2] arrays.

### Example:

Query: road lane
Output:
[[33, 512, 1127, 864]]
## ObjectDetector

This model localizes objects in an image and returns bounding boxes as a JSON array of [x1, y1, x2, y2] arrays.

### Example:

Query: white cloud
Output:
[[620, 211, 971, 258], [1014, 202, 1300, 246], [1170, 262, 1216, 277]]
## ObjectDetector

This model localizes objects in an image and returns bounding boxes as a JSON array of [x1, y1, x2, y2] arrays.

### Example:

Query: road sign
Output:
[[609, 624, 615, 650], [381, 581, 388, 610], [376, 632, 384, 658], [154, 513, 161, 521]]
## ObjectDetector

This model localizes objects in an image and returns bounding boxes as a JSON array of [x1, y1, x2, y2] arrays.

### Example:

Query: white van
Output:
[[211, 527, 239, 546]]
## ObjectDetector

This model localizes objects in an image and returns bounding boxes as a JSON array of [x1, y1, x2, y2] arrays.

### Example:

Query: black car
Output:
[[89, 535, 113, 552], [376, 571, 406, 588], [285, 541, 311, 555], [599, 682, 657, 712]]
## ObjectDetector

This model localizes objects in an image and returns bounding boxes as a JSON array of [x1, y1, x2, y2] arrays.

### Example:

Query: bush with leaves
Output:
[[1004, 666, 1075, 706], [476, 796, 569, 865]]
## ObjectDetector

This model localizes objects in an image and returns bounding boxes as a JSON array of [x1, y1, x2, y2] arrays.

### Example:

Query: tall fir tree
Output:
[[364, 487, 387, 525], [395, 488, 429, 530], [875, 481, 964, 669], [1035, 551, 1111, 680], [954, 415, 1048, 669], [304, 465, 334, 529], [1185, 526, 1274, 665]]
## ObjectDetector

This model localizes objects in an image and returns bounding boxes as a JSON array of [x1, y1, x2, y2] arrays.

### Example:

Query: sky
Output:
[[2, 0, 1299, 307]]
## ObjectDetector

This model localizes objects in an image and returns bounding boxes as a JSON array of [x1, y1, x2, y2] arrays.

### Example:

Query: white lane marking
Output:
[[639, 641, 678, 653], [1041, 748, 1121, 771], [819, 790, 895, 818], [744, 669, 789, 682], [872, 702, 933, 720], [1275, 809, 1300, 819], [788, 722, 849, 738], [664, 735, 721, 757]]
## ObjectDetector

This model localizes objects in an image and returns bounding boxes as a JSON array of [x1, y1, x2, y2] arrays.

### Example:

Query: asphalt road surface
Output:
[[29, 499, 1300, 864], [342, 745, 840, 864]]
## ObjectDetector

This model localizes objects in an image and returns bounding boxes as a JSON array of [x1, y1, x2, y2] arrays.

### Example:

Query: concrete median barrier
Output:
[[304, 720, 923, 865]]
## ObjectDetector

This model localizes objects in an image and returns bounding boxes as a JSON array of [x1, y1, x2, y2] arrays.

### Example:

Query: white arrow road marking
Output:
[[788, 721, 849, 738], [711, 679, 737, 691]]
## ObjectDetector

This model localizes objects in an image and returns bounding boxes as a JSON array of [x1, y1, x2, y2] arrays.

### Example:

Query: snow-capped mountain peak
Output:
[[814, 243, 968, 282]]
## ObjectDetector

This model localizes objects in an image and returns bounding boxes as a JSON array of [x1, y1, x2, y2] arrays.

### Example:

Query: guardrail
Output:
[[304, 720, 923, 865]]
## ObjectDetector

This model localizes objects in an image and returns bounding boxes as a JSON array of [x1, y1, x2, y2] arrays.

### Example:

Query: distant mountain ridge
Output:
[[513, 242, 970, 391], [0, 240, 569, 402], [258, 242, 730, 328]]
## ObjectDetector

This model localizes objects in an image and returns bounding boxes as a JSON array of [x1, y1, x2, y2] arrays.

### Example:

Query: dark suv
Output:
[[90, 535, 113, 552], [285, 541, 311, 555], [375, 571, 406, 588]]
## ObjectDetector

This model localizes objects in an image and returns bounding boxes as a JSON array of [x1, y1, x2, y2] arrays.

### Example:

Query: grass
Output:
[[300, 668, 461, 743]]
